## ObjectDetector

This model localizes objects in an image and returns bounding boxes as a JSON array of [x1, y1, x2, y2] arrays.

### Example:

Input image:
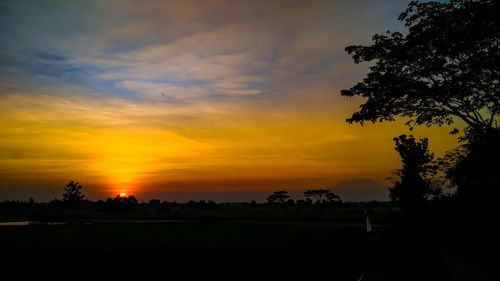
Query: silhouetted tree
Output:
[[62, 180, 84, 208], [267, 191, 290, 204], [389, 135, 438, 210], [342, 0, 500, 204], [341, 0, 499, 133], [304, 189, 340, 204]]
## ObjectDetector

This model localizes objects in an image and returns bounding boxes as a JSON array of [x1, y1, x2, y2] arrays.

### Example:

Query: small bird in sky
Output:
[[162, 92, 165, 96]]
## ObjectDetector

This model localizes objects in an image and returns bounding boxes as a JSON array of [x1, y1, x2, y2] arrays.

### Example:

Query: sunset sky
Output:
[[0, 0, 460, 202]]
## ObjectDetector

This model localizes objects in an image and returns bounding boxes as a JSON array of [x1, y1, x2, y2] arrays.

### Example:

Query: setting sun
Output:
[[0, 0, 463, 203]]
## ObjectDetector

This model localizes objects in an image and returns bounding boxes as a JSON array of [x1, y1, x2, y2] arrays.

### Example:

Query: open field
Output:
[[0, 201, 402, 223], [0, 221, 370, 279], [0, 203, 496, 280]]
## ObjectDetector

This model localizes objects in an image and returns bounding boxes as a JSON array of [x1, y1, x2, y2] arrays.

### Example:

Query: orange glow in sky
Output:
[[0, 0, 461, 202]]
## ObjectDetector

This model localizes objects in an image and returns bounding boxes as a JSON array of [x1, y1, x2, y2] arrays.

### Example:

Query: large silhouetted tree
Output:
[[62, 180, 84, 208], [389, 135, 437, 210], [341, 0, 499, 132], [342, 0, 500, 201]]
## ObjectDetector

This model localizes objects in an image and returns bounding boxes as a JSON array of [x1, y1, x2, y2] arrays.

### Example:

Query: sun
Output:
[[119, 193, 127, 197]]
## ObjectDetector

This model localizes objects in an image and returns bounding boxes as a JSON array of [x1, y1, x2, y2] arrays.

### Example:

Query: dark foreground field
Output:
[[0, 204, 496, 280], [0, 221, 368, 279]]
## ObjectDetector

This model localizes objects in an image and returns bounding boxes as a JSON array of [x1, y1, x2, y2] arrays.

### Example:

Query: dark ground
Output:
[[0, 221, 367, 279], [0, 202, 496, 280]]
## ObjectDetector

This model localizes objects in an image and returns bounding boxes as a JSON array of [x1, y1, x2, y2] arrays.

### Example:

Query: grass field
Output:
[[1, 204, 495, 280], [0, 221, 370, 278]]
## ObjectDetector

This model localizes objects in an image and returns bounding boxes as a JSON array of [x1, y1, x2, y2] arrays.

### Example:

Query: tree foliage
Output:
[[341, 0, 499, 132], [441, 128, 500, 202], [389, 135, 438, 209], [266, 191, 290, 204], [62, 180, 84, 208], [304, 189, 341, 204]]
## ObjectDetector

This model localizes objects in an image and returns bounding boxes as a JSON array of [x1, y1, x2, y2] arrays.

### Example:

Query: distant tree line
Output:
[[0, 180, 399, 223], [266, 189, 341, 205]]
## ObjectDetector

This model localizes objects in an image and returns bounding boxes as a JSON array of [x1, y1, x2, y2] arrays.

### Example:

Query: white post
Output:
[[366, 216, 372, 233]]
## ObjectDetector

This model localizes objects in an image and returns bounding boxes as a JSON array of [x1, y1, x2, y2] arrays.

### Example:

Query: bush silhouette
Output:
[[444, 128, 500, 203], [105, 195, 139, 211]]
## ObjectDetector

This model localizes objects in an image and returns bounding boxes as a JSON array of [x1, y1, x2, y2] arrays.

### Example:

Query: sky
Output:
[[0, 0, 460, 202]]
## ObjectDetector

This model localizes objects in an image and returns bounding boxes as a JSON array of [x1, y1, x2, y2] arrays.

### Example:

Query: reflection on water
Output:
[[0, 221, 31, 226], [0, 220, 198, 226], [0, 221, 71, 226]]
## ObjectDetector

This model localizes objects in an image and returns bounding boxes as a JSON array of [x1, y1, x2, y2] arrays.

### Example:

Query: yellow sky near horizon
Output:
[[0, 91, 460, 199], [0, 0, 462, 201]]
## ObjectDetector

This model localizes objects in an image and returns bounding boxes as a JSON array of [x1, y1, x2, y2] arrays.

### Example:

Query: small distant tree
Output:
[[389, 135, 438, 210], [304, 189, 340, 204], [63, 180, 84, 208], [267, 191, 290, 204]]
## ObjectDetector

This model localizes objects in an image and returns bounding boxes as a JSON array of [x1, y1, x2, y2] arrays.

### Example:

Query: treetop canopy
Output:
[[341, 0, 499, 133]]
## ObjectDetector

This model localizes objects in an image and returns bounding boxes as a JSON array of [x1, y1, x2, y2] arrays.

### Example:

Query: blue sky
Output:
[[0, 0, 460, 202], [0, 0, 411, 102]]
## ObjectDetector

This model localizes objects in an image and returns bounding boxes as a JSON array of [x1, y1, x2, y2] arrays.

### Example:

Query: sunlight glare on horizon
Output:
[[0, 0, 460, 201]]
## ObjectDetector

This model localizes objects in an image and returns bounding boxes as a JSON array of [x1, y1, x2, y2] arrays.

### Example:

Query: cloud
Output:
[[2, 0, 459, 201], [1, 0, 413, 104], [115, 80, 209, 100], [88, 26, 273, 98]]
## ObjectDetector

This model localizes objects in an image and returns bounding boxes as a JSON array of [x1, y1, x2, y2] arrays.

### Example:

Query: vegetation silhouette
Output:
[[1, 181, 398, 224], [103, 195, 139, 212], [304, 189, 341, 204], [341, 0, 499, 203], [337, 1, 498, 280], [341, 0, 499, 131], [388, 135, 439, 211], [62, 180, 84, 208], [266, 190, 290, 204], [442, 128, 500, 203]]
